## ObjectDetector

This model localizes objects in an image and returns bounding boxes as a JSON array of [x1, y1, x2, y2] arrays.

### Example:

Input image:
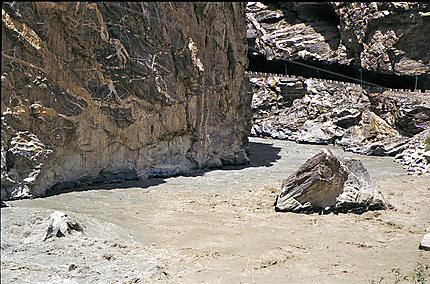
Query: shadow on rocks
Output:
[[42, 141, 282, 198], [222, 141, 282, 170]]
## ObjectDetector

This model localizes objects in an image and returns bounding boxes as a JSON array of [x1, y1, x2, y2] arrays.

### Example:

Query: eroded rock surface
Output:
[[43, 211, 83, 241], [1, 2, 251, 200], [247, 2, 430, 88], [249, 74, 430, 175], [275, 149, 390, 213]]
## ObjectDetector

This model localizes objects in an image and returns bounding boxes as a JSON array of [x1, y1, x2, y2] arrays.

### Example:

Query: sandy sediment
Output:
[[2, 138, 429, 283]]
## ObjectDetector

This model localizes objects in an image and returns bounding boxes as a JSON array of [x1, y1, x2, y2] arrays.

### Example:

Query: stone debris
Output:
[[275, 149, 390, 214], [249, 75, 430, 176], [43, 211, 83, 241], [395, 128, 430, 176]]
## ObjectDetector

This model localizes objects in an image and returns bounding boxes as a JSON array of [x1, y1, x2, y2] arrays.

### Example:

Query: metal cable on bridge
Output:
[[105, 3, 397, 90], [3, 2, 423, 92]]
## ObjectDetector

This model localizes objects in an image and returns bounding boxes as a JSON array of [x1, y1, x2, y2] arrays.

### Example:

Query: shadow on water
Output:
[[223, 141, 282, 170], [41, 140, 282, 198]]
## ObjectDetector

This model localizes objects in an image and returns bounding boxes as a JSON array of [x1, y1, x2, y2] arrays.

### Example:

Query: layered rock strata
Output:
[[275, 149, 390, 214], [247, 2, 430, 88], [394, 127, 430, 175], [249, 74, 430, 175], [1, 2, 251, 200]]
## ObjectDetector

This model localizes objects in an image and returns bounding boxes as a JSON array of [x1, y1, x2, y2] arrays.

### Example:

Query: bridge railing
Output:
[[245, 71, 427, 95]]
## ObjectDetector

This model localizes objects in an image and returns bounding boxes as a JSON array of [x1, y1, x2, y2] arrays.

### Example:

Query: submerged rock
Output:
[[43, 211, 83, 241], [275, 149, 390, 213]]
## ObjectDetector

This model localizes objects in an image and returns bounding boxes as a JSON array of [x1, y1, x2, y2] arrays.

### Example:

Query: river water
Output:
[[7, 137, 408, 245]]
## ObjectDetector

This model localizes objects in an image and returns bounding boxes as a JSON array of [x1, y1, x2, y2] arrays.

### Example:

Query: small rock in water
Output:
[[68, 264, 77, 271], [43, 211, 83, 241], [419, 233, 430, 251]]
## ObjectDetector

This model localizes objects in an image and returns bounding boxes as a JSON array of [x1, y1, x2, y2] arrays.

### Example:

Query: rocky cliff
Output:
[[249, 73, 430, 175], [1, 2, 251, 200], [247, 2, 430, 175], [247, 2, 430, 89]]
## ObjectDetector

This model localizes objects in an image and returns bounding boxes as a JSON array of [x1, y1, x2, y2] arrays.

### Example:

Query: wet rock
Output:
[[419, 233, 430, 251], [43, 211, 83, 241], [275, 149, 390, 213]]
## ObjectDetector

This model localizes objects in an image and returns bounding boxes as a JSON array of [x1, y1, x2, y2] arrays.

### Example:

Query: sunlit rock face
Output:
[[275, 149, 390, 214], [1, 2, 251, 200], [247, 2, 430, 88]]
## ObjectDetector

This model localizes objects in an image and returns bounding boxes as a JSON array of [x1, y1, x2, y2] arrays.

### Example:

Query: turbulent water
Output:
[[6, 137, 406, 244], [4, 137, 430, 283]]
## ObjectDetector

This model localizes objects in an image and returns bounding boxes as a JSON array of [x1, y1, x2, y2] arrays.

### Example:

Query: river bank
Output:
[[2, 138, 429, 283]]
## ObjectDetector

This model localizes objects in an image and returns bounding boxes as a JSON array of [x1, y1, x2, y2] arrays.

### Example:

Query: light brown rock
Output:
[[275, 149, 390, 213], [1, 3, 251, 200]]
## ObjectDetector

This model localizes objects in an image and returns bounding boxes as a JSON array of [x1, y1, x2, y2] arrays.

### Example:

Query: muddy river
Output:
[[3, 137, 429, 283]]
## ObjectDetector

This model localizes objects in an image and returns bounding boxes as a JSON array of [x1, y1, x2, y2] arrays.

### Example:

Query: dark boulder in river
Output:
[[275, 149, 390, 214]]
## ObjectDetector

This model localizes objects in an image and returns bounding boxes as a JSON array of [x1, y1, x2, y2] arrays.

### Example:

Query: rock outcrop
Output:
[[249, 74, 430, 175], [395, 128, 430, 175], [247, 2, 430, 175], [1, 2, 251, 200], [275, 149, 390, 214], [43, 211, 83, 241], [247, 2, 430, 88]]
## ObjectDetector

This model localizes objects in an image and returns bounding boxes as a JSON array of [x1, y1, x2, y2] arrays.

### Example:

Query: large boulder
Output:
[[275, 149, 390, 213]]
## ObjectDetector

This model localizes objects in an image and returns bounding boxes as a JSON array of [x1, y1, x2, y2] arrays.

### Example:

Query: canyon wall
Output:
[[248, 73, 430, 174], [1, 2, 251, 200], [247, 2, 430, 89]]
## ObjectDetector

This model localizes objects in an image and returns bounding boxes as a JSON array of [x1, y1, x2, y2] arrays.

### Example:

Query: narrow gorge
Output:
[[2, 2, 430, 283], [246, 1, 430, 175]]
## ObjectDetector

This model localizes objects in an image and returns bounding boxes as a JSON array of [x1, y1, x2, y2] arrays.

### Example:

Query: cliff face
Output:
[[1, 2, 251, 200], [248, 73, 430, 174], [247, 2, 430, 88]]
